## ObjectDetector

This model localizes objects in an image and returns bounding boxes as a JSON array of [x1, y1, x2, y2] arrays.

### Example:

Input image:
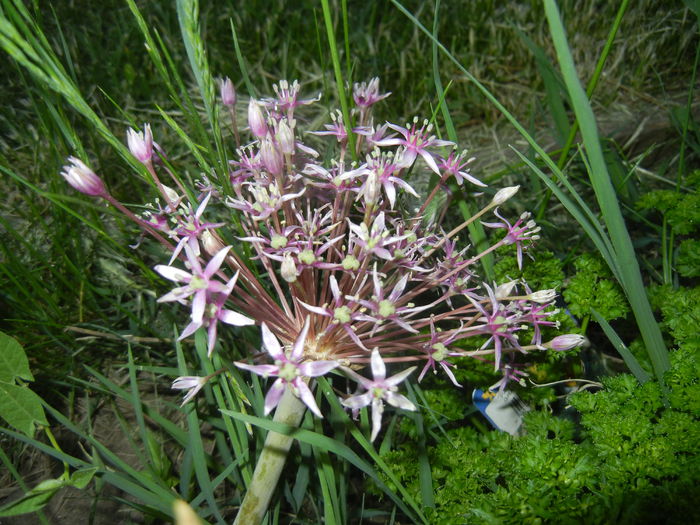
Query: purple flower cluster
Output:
[[62, 77, 584, 441]]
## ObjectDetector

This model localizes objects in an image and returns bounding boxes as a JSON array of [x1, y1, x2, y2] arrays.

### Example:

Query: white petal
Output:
[[385, 391, 416, 411], [261, 323, 283, 359], [385, 366, 416, 387], [370, 348, 386, 381], [155, 265, 192, 283], [219, 310, 255, 326]]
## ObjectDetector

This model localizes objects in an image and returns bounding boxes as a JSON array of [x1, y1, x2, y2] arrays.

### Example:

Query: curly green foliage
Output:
[[563, 253, 629, 321], [381, 346, 699, 524], [677, 239, 700, 277], [650, 284, 700, 348], [493, 250, 565, 291], [636, 179, 700, 236]]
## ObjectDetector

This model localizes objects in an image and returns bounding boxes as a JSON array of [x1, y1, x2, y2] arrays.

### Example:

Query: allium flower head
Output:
[[65, 77, 576, 443]]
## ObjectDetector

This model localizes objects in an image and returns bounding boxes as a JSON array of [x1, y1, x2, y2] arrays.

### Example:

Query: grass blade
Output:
[[543, 0, 669, 383]]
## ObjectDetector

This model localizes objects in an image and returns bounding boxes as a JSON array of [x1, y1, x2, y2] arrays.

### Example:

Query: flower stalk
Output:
[[232, 385, 307, 525]]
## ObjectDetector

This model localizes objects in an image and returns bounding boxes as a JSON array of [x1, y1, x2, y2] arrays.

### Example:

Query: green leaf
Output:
[[70, 467, 98, 490], [0, 478, 64, 517], [0, 381, 48, 436], [0, 331, 32, 383]]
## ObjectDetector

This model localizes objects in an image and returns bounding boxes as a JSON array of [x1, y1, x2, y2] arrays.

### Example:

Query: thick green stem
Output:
[[233, 386, 307, 525]]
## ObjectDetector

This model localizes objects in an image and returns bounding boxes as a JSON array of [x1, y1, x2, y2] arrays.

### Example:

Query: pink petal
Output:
[[299, 360, 339, 377], [291, 317, 310, 361], [207, 322, 218, 356], [235, 362, 279, 377], [420, 150, 441, 175], [261, 323, 283, 359], [264, 379, 286, 415], [178, 319, 202, 340], [204, 245, 232, 277], [385, 365, 416, 387], [297, 300, 331, 316], [340, 391, 372, 409], [191, 290, 206, 324], [370, 398, 384, 441], [295, 379, 323, 418], [157, 286, 192, 303]]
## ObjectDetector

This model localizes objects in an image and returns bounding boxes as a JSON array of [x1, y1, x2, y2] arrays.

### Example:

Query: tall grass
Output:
[[0, 0, 696, 521]]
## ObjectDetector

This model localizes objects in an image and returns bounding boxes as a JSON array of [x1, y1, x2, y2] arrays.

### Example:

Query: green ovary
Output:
[[378, 299, 395, 318], [432, 343, 447, 362], [334, 306, 351, 324], [190, 275, 208, 290], [271, 234, 287, 249], [278, 362, 299, 381], [342, 255, 360, 271], [299, 249, 316, 265]]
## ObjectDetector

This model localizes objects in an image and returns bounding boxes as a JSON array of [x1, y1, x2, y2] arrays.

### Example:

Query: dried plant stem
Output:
[[233, 386, 307, 525]]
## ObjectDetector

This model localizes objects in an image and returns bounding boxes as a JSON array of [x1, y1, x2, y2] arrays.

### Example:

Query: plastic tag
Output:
[[472, 389, 529, 436]]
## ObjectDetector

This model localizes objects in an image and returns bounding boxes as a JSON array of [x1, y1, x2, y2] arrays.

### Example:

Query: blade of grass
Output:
[[177, 331, 227, 525], [591, 309, 651, 383], [176, 0, 226, 172], [535, 0, 630, 220], [543, 0, 669, 383], [320, 0, 357, 160]]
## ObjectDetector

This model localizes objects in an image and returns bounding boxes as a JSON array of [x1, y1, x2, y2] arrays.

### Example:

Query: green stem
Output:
[[233, 386, 307, 525]]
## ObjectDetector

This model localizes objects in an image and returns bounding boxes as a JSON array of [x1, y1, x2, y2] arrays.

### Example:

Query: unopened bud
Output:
[[495, 280, 518, 299], [248, 99, 268, 138], [260, 134, 284, 175], [280, 254, 299, 282], [492, 185, 519, 205], [127, 124, 154, 164], [276, 118, 295, 155], [528, 289, 556, 303], [201, 230, 225, 258], [61, 157, 108, 197], [547, 334, 586, 351], [362, 171, 380, 206], [219, 77, 236, 107]]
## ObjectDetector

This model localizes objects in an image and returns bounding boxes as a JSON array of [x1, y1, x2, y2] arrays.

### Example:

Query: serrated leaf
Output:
[[0, 331, 33, 383], [0, 478, 65, 517], [0, 381, 48, 436]]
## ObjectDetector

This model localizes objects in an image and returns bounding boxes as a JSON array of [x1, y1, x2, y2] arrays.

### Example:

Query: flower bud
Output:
[[260, 134, 284, 175], [248, 98, 268, 138], [528, 289, 557, 304], [495, 280, 518, 299], [219, 77, 236, 107], [126, 124, 153, 164], [280, 254, 299, 283], [201, 230, 225, 258], [61, 156, 108, 197], [547, 334, 586, 351], [492, 185, 519, 205], [276, 118, 295, 154]]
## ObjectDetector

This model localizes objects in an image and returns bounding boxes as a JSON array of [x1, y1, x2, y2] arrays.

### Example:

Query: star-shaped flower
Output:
[[341, 349, 416, 441], [235, 318, 339, 417]]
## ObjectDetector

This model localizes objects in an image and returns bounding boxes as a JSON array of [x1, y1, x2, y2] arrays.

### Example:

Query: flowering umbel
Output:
[[62, 77, 583, 443]]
